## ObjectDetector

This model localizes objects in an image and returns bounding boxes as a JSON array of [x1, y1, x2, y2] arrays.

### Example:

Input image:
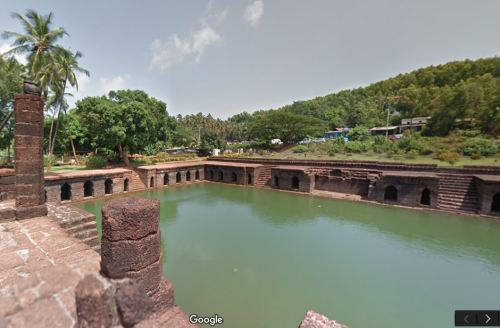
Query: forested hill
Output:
[[234, 57, 500, 136]]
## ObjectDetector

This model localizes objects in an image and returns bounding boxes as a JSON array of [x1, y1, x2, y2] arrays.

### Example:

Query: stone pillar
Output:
[[14, 82, 47, 220], [101, 197, 174, 313]]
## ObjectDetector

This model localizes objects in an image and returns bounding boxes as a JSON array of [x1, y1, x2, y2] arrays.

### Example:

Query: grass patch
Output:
[[44, 165, 90, 173]]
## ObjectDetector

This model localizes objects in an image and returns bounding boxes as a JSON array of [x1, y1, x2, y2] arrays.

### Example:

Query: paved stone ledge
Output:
[[0, 216, 101, 328], [44, 168, 132, 181]]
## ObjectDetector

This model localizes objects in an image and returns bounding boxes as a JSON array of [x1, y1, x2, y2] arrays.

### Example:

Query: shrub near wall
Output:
[[84, 154, 108, 168]]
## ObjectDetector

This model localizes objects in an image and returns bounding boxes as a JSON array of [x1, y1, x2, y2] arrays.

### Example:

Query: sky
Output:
[[1, 0, 500, 119]]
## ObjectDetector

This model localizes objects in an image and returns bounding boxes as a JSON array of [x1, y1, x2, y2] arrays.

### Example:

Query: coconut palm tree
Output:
[[2, 10, 68, 87], [44, 47, 89, 171]]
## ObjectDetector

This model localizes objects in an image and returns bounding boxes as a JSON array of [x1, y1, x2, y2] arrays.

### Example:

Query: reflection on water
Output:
[[76, 183, 500, 328]]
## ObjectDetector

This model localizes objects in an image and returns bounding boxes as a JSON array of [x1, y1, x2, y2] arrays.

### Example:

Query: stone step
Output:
[[81, 235, 100, 248], [71, 228, 98, 241], [439, 182, 472, 187], [66, 221, 96, 235], [438, 201, 478, 210], [439, 186, 476, 192]]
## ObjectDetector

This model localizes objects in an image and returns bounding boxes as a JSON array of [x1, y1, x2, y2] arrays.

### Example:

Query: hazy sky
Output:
[[1, 0, 500, 119]]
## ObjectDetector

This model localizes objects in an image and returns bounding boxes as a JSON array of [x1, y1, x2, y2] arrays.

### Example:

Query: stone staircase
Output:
[[437, 174, 479, 213], [47, 203, 101, 253], [255, 166, 272, 188], [130, 170, 147, 192]]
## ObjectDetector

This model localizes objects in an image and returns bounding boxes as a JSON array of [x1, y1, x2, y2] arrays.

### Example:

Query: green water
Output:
[[76, 183, 500, 328]]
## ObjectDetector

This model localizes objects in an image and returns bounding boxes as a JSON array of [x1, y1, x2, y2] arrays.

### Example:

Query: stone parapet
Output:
[[14, 92, 47, 219], [75, 197, 194, 327]]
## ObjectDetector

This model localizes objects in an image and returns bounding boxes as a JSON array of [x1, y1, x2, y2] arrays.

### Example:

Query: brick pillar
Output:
[[14, 83, 47, 220], [101, 197, 174, 313]]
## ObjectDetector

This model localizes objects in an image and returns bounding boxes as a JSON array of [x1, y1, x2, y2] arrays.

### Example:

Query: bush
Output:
[[406, 150, 419, 159], [471, 153, 481, 160], [386, 150, 395, 158], [345, 141, 371, 153], [374, 135, 386, 145], [84, 154, 108, 168], [291, 145, 308, 153], [328, 150, 335, 157], [437, 151, 461, 166], [347, 126, 370, 141], [259, 150, 265, 156], [459, 138, 498, 156], [43, 154, 55, 167], [157, 152, 169, 161]]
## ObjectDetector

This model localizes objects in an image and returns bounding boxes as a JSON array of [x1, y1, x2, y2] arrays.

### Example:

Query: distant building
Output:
[[369, 126, 399, 136], [399, 116, 431, 133], [324, 128, 349, 139]]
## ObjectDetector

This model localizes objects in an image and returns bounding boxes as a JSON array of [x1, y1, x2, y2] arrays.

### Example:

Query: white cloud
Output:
[[98, 75, 129, 95], [150, 23, 222, 70], [0, 43, 28, 65], [244, 0, 264, 27], [192, 24, 222, 63], [149, 2, 225, 71]]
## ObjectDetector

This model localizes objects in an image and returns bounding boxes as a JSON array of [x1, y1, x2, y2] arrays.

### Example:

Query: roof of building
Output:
[[401, 116, 431, 121], [369, 126, 399, 131]]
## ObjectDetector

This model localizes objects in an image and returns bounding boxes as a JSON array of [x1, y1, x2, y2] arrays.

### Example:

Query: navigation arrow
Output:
[[464, 315, 468, 324], [486, 314, 490, 323]]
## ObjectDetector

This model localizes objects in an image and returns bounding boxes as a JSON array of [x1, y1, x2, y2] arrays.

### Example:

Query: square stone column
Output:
[[14, 86, 47, 220]]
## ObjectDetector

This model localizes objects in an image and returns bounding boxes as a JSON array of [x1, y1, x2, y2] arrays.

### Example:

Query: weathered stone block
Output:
[[149, 278, 175, 313], [101, 231, 161, 274], [114, 279, 153, 328], [298, 310, 350, 328], [101, 197, 160, 241], [16, 204, 48, 220], [15, 123, 44, 137], [75, 273, 118, 328], [123, 255, 163, 295], [16, 174, 44, 186]]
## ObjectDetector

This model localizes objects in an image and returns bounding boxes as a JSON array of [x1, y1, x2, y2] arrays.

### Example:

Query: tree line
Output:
[[2, 10, 498, 165]]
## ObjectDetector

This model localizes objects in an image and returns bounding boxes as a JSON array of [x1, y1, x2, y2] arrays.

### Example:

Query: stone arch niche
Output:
[[219, 171, 223, 181], [492, 193, 500, 213], [61, 183, 71, 201], [292, 176, 299, 189], [164, 174, 169, 185], [232, 172, 237, 183], [421, 188, 431, 206], [186, 171, 191, 182], [150, 176, 154, 188], [124, 178, 129, 192], [384, 185, 398, 201], [176, 172, 181, 183], [84, 181, 94, 197], [105, 178, 113, 195], [210, 171, 214, 180], [248, 173, 252, 185], [274, 176, 279, 188], [195, 170, 200, 180]]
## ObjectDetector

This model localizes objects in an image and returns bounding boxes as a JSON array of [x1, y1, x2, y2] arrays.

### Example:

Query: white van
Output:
[[270, 139, 283, 145]]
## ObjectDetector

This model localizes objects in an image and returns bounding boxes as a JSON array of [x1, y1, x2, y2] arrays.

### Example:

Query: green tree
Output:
[[347, 125, 370, 141], [248, 110, 324, 144], [75, 90, 169, 166], [200, 129, 225, 152]]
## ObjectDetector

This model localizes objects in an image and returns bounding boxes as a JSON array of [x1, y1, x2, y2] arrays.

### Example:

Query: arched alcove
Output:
[[61, 183, 71, 201], [105, 179, 113, 195], [195, 170, 200, 180], [176, 172, 181, 183], [292, 176, 299, 189], [248, 174, 252, 185], [274, 176, 279, 188], [219, 171, 223, 181], [491, 193, 500, 213], [124, 178, 129, 192], [84, 181, 94, 197], [421, 188, 431, 206], [384, 185, 398, 201], [186, 171, 191, 182], [164, 174, 169, 185], [232, 172, 237, 182]]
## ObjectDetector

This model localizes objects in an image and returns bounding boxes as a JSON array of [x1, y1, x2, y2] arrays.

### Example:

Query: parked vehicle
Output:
[[270, 139, 283, 145], [299, 138, 311, 144], [312, 138, 326, 143]]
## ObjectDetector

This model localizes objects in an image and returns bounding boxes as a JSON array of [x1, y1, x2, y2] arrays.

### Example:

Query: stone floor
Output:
[[0, 216, 100, 328], [0, 214, 197, 328]]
